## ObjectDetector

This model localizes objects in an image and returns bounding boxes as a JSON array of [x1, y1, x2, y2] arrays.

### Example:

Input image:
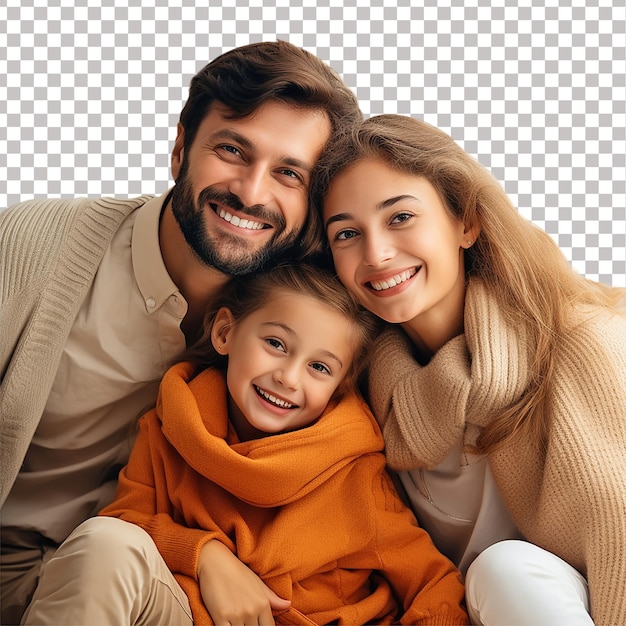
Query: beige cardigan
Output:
[[368, 279, 626, 626], [0, 195, 153, 507]]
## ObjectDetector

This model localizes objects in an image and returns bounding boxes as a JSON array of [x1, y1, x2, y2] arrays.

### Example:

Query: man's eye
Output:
[[219, 145, 242, 157], [278, 168, 303, 183]]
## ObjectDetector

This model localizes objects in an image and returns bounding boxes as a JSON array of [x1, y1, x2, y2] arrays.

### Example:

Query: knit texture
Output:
[[0, 195, 153, 506], [101, 362, 469, 625], [368, 278, 626, 626]]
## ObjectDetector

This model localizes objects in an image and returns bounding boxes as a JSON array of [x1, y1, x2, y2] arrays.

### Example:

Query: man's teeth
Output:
[[370, 269, 416, 291], [218, 209, 266, 230], [256, 387, 295, 409]]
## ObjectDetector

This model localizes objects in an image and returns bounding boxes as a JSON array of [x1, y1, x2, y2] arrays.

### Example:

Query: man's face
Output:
[[170, 101, 331, 275]]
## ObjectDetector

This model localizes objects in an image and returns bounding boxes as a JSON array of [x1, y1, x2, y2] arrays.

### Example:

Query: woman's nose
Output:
[[362, 233, 395, 267]]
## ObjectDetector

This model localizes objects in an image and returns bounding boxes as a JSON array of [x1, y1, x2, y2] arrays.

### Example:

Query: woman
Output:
[[312, 114, 626, 626]]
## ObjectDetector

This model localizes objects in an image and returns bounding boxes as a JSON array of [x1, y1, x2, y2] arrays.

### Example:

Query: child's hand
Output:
[[198, 540, 291, 625]]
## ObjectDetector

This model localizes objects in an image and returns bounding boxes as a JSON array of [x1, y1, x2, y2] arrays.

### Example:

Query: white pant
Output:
[[465, 540, 594, 626], [21, 517, 193, 626]]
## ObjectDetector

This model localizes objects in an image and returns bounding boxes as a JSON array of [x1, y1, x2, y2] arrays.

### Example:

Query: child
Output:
[[22, 262, 468, 626], [314, 114, 626, 626]]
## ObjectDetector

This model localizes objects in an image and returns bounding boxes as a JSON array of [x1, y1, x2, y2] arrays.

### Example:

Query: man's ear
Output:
[[171, 123, 185, 181], [211, 307, 235, 354]]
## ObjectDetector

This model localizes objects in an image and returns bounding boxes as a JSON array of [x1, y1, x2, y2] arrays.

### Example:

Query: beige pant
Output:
[[18, 517, 193, 626], [1, 528, 58, 626]]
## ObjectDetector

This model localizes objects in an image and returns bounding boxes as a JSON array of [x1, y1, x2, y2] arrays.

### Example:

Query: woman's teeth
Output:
[[369, 268, 417, 291]]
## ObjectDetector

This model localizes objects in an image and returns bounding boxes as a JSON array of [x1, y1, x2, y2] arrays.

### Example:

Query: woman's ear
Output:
[[211, 307, 235, 355], [171, 123, 185, 182], [462, 221, 481, 249]]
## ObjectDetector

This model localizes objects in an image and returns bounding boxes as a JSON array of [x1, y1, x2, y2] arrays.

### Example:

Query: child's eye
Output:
[[265, 337, 286, 352], [310, 362, 331, 375]]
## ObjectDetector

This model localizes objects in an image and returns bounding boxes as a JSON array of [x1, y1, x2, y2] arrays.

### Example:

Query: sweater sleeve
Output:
[[367, 326, 471, 470], [371, 469, 469, 625], [99, 412, 221, 580], [550, 313, 626, 626]]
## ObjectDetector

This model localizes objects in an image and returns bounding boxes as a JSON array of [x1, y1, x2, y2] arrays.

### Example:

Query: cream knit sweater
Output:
[[0, 195, 153, 507], [368, 279, 626, 626]]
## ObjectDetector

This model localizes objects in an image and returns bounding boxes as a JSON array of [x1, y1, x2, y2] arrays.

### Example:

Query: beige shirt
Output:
[[2, 193, 187, 542]]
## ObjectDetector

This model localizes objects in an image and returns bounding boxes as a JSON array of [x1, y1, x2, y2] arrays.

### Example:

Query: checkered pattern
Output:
[[1, 0, 624, 286]]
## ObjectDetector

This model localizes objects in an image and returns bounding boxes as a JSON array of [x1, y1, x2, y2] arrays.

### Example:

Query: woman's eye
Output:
[[391, 212, 413, 225], [310, 362, 331, 375], [266, 337, 285, 352], [335, 229, 358, 241]]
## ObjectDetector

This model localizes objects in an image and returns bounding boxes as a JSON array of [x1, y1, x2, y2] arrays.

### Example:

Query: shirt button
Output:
[[146, 298, 156, 309]]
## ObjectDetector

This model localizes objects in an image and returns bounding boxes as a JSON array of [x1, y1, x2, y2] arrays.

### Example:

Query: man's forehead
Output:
[[197, 101, 331, 159]]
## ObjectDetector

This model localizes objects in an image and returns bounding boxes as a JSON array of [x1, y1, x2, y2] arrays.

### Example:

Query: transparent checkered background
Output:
[[1, 0, 624, 286]]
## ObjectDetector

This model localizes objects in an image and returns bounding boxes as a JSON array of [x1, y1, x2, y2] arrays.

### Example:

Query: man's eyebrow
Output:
[[209, 130, 313, 173], [281, 156, 314, 174], [209, 129, 254, 151], [325, 195, 421, 229]]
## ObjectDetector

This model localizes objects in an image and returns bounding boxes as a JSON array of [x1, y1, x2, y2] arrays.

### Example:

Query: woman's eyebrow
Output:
[[325, 212, 352, 228], [378, 194, 421, 209], [325, 195, 421, 229]]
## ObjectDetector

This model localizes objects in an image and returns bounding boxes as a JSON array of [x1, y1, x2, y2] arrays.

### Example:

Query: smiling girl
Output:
[[22, 262, 469, 626], [314, 115, 626, 626]]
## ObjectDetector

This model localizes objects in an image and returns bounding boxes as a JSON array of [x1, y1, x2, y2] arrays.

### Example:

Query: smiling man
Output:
[[0, 40, 361, 624]]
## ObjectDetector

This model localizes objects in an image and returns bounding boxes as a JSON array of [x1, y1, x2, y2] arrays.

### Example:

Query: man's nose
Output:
[[229, 166, 273, 208]]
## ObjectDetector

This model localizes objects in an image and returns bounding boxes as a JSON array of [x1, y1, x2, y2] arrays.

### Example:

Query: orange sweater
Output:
[[100, 362, 468, 625]]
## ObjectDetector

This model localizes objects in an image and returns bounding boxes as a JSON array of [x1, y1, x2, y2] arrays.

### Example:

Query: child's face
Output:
[[323, 158, 470, 335], [215, 290, 358, 441]]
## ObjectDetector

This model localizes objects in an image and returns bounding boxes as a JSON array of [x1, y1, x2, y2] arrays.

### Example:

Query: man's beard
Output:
[[170, 164, 299, 276]]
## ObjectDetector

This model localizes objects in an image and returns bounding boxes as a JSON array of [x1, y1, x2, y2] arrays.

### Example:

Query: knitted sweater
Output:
[[0, 195, 154, 507], [368, 278, 626, 626], [100, 362, 469, 626]]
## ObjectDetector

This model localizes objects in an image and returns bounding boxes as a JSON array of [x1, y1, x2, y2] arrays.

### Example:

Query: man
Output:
[[0, 40, 361, 624]]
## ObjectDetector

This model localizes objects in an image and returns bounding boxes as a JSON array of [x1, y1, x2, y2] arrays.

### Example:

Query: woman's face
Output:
[[323, 158, 470, 345]]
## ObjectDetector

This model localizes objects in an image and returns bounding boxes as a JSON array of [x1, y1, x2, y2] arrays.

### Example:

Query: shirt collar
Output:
[[132, 189, 181, 312]]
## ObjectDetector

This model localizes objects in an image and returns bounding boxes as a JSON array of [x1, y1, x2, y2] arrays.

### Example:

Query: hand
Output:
[[198, 540, 291, 626]]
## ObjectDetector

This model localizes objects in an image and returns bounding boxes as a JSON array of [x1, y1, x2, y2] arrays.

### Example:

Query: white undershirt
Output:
[[397, 437, 522, 573]]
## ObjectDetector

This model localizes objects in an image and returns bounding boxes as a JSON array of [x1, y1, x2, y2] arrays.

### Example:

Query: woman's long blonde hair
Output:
[[312, 114, 624, 454]]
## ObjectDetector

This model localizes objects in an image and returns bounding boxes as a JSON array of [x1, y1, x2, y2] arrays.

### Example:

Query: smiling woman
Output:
[[323, 159, 475, 358], [312, 114, 626, 626]]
